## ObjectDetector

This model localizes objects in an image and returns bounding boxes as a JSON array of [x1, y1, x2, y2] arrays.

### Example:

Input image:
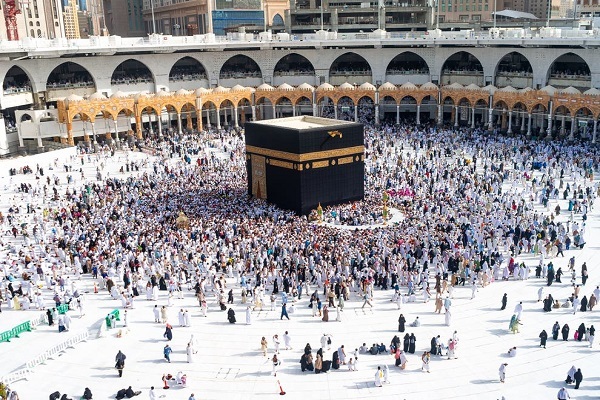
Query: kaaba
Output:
[[245, 116, 364, 215]]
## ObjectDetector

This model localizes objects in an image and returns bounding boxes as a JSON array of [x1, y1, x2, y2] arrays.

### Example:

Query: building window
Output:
[[459, 5, 463, 11], [472, 14, 480, 20], [484, 4, 488, 10], [466, 5, 469, 10], [459, 14, 469, 21], [442, 4, 446, 11], [448, 5, 452, 11], [478, 5, 481, 10]]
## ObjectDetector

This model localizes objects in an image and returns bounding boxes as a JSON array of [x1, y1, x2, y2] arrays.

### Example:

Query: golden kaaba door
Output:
[[251, 154, 267, 199]]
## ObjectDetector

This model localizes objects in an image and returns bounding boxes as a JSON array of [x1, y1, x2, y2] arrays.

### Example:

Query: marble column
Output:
[[454, 106, 459, 127], [569, 116, 575, 139]]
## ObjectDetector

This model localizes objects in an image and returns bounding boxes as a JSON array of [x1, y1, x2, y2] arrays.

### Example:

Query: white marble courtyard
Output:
[[0, 143, 598, 400]]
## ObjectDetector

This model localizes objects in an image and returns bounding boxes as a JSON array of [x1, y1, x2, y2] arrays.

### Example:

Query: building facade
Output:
[[141, 0, 210, 35], [104, 0, 145, 37], [0, 33, 598, 152], [286, 0, 434, 33], [63, 0, 81, 38], [0, 0, 65, 40]]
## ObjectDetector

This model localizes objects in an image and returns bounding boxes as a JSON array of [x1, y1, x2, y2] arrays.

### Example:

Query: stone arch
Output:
[[20, 113, 33, 123], [400, 95, 418, 104], [272, 14, 284, 26], [457, 97, 472, 107], [275, 96, 294, 118], [275, 96, 293, 105], [547, 53, 591, 89], [169, 56, 208, 82], [111, 59, 155, 85], [386, 52, 430, 76], [139, 106, 159, 134], [3, 65, 33, 95], [71, 111, 94, 123], [295, 96, 312, 116], [574, 106, 594, 118], [336, 96, 355, 121], [218, 99, 235, 126], [237, 98, 252, 125], [294, 95, 312, 106], [317, 96, 334, 118], [220, 54, 262, 80], [255, 97, 274, 120], [554, 105, 571, 115], [234, 97, 249, 107], [495, 51, 533, 89], [273, 53, 315, 77], [180, 102, 197, 131], [441, 51, 483, 86], [329, 52, 372, 84], [46, 61, 95, 90]]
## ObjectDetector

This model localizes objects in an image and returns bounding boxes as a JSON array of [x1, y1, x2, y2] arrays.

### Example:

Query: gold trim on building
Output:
[[338, 156, 354, 165], [312, 160, 329, 169], [245, 145, 365, 162], [269, 159, 295, 169]]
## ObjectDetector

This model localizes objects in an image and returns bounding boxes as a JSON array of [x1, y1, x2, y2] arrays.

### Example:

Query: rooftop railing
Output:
[[1, 28, 599, 55]]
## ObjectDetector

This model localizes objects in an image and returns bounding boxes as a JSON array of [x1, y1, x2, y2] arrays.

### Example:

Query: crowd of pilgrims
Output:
[[1, 120, 598, 379]]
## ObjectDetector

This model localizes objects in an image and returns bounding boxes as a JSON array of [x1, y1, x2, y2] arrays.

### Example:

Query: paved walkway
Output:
[[0, 145, 598, 400]]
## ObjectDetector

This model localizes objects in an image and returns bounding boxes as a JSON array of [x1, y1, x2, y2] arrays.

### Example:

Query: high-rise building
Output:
[[141, 0, 210, 35], [287, 0, 434, 34], [436, 0, 502, 24], [103, 0, 145, 37], [63, 0, 81, 38], [576, 0, 600, 17], [0, 0, 66, 39]]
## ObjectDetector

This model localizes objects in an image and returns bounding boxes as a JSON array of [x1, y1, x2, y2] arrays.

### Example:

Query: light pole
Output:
[[320, 3, 324, 31], [546, 0, 551, 27], [493, 0, 497, 29], [436, 0, 440, 30], [150, 0, 156, 34], [19, 0, 30, 39]]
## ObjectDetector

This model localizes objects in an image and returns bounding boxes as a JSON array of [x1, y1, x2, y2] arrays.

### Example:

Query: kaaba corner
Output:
[[245, 116, 365, 215]]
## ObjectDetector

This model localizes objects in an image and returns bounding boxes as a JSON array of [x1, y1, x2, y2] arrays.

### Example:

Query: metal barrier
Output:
[[0, 368, 32, 385], [29, 312, 47, 328], [24, 331, 89, 370]]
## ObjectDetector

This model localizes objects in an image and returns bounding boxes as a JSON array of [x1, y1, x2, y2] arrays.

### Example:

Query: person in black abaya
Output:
[[227, 308, 236, 323], [501, 293, 507, 310], [408, 333, 416, 354], [577, 323, 585, 341], [580, 296, 588, 312], [398, 314, 406, 332], [547, 268, 555, 286], [403, 333, 410, 352], [555, 267, 563, 283], [332, 350, 340, 369], [539, 329, 548, 348], [47, 308, 54, 326], [159, 277, 167, 291], [562, 323, 570, 341], [430, 337, 438, 355]]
